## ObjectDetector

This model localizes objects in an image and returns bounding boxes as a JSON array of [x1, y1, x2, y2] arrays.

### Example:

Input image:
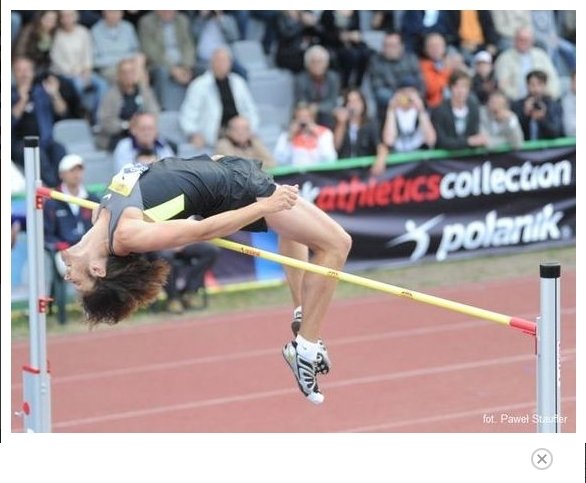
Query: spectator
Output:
[[419, 32, 460, 109], [50, 10, 109, 123], [216, 116, 276, 169], [250, 11, 280, 55], [491, 10, 532, 51], [431, 69, 488, 150], [91, 10, 146, 84], [275, 11, 323, 73], [531, 10, 576, 76], [192, 11, 247, 79], [479, 90, 524, 149], [557, 10, 576, 44], [11, 56, 67, 187], [43, 154, 100, 323], [153, 243, 220, 314], [371, 11, 398, 33], [512, 70, 563, 141], [368, 32, 425, 122], [77, 10, 102, 29], [333, 88, 389, 176], [494, 26, 561, 101], [13, 10, 59, 74], [97, 58, 160, 150], [382, 78, 437, 154], [401, 10, 453, 55], [123, 11, 149, 29], [274, 102, 337, 167], [113, 112, 175, 171], [471, 50, 498, 105], [446, 11, 500, 63], [319, 10, 371, 88], [294, 45, 341, 129], [138, 11, 196, 111], [561, 72, 576, 137], [134, 147, 159, 165], [180, 47, 259, 149]]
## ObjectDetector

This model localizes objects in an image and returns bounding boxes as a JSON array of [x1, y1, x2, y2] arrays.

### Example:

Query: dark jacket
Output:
[[43, 189, 100, 252], [11, 83, 55, 148], [512, 96, 563, 140], [337, 119, 380, 158], [368, 51, 425, 97], [319, 11, 362, 49], [275, 12, 323, 73], [294, 70, 341, 115], [431, 98, 481, 150]]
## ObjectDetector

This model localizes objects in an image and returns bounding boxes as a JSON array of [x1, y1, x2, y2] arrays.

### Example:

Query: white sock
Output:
[[293, 305, 302, 318], [295, 334, 319, 360]]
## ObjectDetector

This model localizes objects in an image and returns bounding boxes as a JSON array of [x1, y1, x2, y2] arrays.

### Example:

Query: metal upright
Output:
[[536, 262, 561, 433], [21, 136, 52, 432]]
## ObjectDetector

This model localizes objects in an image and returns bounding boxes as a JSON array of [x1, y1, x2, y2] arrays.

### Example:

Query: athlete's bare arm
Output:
[[113, 185, 299, 254]]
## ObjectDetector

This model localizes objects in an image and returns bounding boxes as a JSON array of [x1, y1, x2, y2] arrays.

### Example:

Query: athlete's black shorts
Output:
[[140, 155, 277, 232], [218, 156, 277, 231]]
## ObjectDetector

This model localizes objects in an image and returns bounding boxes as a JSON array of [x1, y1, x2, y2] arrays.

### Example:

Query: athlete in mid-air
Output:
[[61, 154, 351, 404]]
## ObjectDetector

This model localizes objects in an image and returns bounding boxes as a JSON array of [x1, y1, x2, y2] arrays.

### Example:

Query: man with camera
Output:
[[274, 102, 337, 166], [512, 70, 563, 141]]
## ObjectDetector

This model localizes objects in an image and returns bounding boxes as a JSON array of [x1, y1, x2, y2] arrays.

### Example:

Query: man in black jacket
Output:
[[512, 70, 563, 141], [431, 69, 488, 150]]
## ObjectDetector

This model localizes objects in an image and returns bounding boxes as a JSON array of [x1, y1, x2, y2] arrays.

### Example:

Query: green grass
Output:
[[11, 245, 575, 340]]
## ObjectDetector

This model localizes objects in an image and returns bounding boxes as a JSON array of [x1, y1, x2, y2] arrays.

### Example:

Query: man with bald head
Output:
[[494, 26, 560, 102], [180, 47, 259, 149]]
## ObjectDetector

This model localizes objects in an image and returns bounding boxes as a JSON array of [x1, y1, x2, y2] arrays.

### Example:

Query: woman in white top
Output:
[[382, 78, 436, 153]]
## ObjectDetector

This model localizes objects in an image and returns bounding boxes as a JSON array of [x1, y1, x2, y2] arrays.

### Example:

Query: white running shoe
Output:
[[282, 341, 324, 404], [290, 307, 331, 375]]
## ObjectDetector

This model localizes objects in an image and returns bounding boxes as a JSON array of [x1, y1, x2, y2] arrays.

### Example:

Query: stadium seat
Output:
[[257, 124, 282, 153], [257, 104, 291, 130], [158, 110, 187, 147], [53, 118, 97, 153], [231, 40, 270, 71], [81, 150, 115, 186], [249, 69, 294, 119], [245, 16, 266, 42], [359, 10, 374, 32], [362, 30, 385, 53]]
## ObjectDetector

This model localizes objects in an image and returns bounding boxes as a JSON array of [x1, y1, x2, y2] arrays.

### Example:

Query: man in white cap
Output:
[[43, 154, 100, 323], [471, 50, 497, 105]]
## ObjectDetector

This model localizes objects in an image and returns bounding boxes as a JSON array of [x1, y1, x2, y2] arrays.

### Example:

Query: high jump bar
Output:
[[37, 186, 536, 336]]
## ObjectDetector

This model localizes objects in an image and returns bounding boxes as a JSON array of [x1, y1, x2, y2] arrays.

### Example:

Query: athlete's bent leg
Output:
[[278, 238, 307, 310], [265, 198, 352, 342]]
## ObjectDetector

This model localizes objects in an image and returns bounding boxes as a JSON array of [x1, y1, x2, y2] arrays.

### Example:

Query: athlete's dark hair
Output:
[[81, 254, 170, 326]]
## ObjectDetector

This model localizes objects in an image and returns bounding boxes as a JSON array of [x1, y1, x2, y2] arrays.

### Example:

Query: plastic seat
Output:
[[158, 110, 187, 147], [231, 39, 270, 71], [362, 30, 385, 52], [249, 69, 294, 118], [81, 151, 115, 185], [53, 118, 97, 153]]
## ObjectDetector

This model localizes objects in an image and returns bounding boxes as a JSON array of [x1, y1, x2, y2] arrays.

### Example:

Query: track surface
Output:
[[11, 273, 576, 432]]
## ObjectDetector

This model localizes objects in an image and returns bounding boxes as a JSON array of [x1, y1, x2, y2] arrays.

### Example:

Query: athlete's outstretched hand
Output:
[[261, 185, 299, 213]]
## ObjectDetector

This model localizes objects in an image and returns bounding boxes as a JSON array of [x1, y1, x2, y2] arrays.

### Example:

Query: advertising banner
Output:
[[274, 145, 576, 267]]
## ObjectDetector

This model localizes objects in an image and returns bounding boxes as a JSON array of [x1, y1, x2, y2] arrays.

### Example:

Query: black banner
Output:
[[274, 146, 576, 267]]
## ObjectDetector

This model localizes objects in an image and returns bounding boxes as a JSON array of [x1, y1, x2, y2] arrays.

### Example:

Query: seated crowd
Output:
[[11, 10, 576, 318]]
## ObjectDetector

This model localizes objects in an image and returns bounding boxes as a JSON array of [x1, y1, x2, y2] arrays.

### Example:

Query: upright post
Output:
[[21, 136, 52, 432], [536, 262, 561, 433]]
